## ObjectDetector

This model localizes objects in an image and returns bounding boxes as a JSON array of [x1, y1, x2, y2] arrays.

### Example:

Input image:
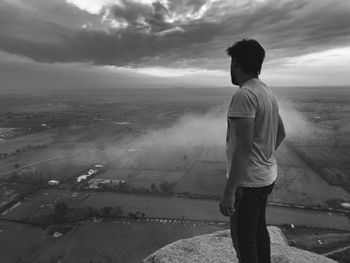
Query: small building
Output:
[[48, 180, 59, 186], [341, 203, 350, 208]]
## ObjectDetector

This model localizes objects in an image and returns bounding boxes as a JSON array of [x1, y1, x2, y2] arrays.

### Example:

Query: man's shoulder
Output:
[[243, 79, 274, 99], [235, 85, 258, 102]]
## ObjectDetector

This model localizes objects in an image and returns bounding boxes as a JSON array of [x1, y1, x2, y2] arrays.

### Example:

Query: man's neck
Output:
[[238, 74, 259, 87]]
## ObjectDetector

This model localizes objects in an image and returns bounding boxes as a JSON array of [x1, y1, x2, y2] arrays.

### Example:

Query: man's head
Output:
[[226, 39, 265, 86]]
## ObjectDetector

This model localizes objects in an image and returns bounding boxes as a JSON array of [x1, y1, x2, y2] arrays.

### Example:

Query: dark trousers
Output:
[[230, 182, 275, 263]]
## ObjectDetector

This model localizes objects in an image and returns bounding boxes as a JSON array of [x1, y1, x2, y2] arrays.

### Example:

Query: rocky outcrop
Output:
[[143, 226, 337, 263]]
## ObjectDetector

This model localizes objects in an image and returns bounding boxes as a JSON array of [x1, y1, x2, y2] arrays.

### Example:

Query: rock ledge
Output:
[[143, 226, 337, 263]]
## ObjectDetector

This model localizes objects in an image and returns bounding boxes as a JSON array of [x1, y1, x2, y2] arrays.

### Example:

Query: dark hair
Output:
[[226, 39, 265, 75]]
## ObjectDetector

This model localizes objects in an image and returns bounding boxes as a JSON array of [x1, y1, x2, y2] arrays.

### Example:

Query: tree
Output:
[[159, 181, 176, 194], [128, 212, 138, 219], [151, 183, 157, 192], [10, 174, 19, 180], [101, 206, 113, 216], [54, 202, 68, 220], [114, 206, 123, 217]]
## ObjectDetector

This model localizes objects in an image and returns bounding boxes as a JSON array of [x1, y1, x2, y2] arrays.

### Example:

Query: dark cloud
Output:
[[108, 0, 175, 33], [0, 0, 349, 68], [0, 52, 190, 93]]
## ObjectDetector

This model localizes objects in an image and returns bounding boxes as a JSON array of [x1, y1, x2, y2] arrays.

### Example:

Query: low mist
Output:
[[103, 108, 228, 170], [43, 94, 320, 172], [142, 109, 226, 148], [278, 99, 317, 142], [102, 99, 318, 169]]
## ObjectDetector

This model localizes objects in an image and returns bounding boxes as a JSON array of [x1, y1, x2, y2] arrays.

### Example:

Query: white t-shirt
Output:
[[225, 78, 279, 187]]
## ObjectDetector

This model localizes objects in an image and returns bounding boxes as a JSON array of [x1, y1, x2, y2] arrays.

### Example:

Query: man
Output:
[[219, 39, 286, 263]]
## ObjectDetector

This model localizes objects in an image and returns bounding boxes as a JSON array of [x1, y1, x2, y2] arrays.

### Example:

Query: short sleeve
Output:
[[228, 88, 257, 118]]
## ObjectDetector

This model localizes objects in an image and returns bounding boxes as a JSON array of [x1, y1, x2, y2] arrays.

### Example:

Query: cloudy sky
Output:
[[1, 0, 350, 91]]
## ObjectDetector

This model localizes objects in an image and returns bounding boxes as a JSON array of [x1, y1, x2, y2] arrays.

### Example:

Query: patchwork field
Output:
[[80, 192, 228, 221], [0, 219, 228, 263], [3, 188, 349, 232], [0, 221, 49, 263], [1, 189, 91, 221], [128, 170, 184, 190], [0, 129, 57, 153], [290, 145, 349, 168], [30, 219, 228, 263], [271, 146, 350, 206], [174, 160, 226, 196], [0, 87, 349, 262]]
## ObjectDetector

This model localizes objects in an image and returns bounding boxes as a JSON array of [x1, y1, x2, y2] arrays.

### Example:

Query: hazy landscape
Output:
[[1, 0, 350, 261], [0, 86, 349, 262]]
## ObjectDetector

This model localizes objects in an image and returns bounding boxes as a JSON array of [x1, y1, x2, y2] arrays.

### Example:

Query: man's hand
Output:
[[219, 190, 235, 216]]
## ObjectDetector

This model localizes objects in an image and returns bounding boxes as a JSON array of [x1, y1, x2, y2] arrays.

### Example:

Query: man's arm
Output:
[[220, 117, 254, 216], [275, 114, 286, 150]]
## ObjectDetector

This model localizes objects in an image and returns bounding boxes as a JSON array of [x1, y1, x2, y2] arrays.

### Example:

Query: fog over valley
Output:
[[1, 0, 350, 262]]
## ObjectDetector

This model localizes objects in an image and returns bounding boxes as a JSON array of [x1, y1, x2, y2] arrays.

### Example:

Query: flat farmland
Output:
[[78, 192, 350, 230], [275, 144, 306, 167], [0, 181, 36, 207], [123, 195, 225, 221], [268, 144, 350, 206], [0, 147, 51, 174], [270, 166, 350, 206], [0, 189, 91, 221], [0, 124, 128, 178], [49, 125, 128, 145], [128, 170, 184, 190], [174, 160, 226, 196], [292, 145, 350, 168], [78, 192, 131, 208], [94, 168, 138, 180], [0, 129, 57, 154], [288, 145, 350, 194], [81, 192, 228, 221], [321, 167, 350, 185], [1, 199, 50, 221], [136, 146, 192, 171], [275, 86, 350, 146], [1, 214, 348, 263], [95, 143, 350, 207], [30, 219, 228, 263], [157, 171, 185, 183], [0, 221, 49, 263], [0, 150, 101, 182], [0, 94, 69, 114]]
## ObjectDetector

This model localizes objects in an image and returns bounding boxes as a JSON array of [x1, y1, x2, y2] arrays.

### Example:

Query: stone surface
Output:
[[143, 226, 337, 263]]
